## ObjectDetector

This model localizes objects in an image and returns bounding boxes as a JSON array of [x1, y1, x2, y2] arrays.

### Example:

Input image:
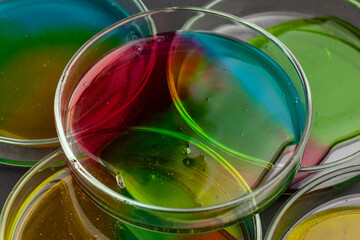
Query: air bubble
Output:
[[116, 173, 126, 189], [183, 147, 191, 155]]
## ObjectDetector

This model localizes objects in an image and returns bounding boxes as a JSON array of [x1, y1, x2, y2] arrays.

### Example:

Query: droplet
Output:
[[183, 147, 191, 155], [116, 173, 126, 189], [316, 112, 320, 117], [84, 82, 88, 86]]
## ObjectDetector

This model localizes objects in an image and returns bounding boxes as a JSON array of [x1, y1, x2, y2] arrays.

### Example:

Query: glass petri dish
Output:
[[201, 0, 360, 190], [55, 7, 311, 232], [0, 150, 262, 240], [265, 165, 360, 239], [0, 0, 147, 166]]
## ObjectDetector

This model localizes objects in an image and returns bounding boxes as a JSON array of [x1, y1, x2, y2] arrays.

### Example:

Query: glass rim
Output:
[[54, 7, 313, 214], [0, 135, 59, 147], [298, 149, 360, 172], [0, 149, 64, 235], [0, 148, 263, 240], [264, 164, 360, 239]]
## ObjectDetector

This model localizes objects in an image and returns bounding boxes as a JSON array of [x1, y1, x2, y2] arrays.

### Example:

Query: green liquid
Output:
[[250, 16, 360, 167]]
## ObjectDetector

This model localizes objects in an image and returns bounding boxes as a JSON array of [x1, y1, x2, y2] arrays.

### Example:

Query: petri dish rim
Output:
[[54, 7, 312, 214]]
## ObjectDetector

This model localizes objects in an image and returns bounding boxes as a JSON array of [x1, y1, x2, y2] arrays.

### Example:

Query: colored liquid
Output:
[[67, 32, 304, 208], [249, 16, 360, 169], [6, 167, 252, 240], [286, 206, 360, 240], [0, 0, 131, 141]]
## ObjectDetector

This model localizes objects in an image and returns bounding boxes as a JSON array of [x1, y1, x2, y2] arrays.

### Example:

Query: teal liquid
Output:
[[0, 0, 132, 140]]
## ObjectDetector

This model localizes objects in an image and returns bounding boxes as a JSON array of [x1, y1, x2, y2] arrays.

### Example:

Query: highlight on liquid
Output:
[[3, 166, 254, 240], [286, 206, 360, 240], [249, 15, 360, 172], [66, 30, 305, 209], [0, 0, 135, 142]]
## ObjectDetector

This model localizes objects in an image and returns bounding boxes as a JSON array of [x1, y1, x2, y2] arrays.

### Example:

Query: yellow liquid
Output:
[[7, 168, 249, 240], [286, 206, 360, 240]]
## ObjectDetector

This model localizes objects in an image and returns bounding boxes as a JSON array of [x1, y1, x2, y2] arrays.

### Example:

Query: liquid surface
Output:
[[286, 206, 360, 240], [67, 32, 304, 208], [7, 167, 249, 240], [250, 15, 360, 169], [0, 0, 131, 141]]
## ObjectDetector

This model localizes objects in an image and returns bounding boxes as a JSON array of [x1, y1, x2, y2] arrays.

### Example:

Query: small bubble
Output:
[[183, 158, 194, 167], [157, 35, 166, 42], [282, 93, 286, 97], [245, 108, 249, 112], [116, 173, 126, 189], [240, 132, 244, 137], [84, 82, 88, 86], [316, 112, 320, 117], [183, 147, 191, 155], [205, 97, 210, 102], [73, 160, 80, 170], [43, 63, 47, 67]]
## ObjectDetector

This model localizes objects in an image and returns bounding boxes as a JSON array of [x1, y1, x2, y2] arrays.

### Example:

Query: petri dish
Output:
[[55, 8, 311, 232], [202, 0, 360, 190], [265, 165, 360, 239], [0, 150, 262, 240], [0, 0, 147, 166]]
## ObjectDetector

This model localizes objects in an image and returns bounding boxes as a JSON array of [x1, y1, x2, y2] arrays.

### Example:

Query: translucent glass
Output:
[[55, 7, 311, 232]]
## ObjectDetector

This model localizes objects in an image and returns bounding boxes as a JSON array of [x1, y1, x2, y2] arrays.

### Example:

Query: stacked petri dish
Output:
[[1, 0, 360, 239], [204, 0, 360, 191]]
